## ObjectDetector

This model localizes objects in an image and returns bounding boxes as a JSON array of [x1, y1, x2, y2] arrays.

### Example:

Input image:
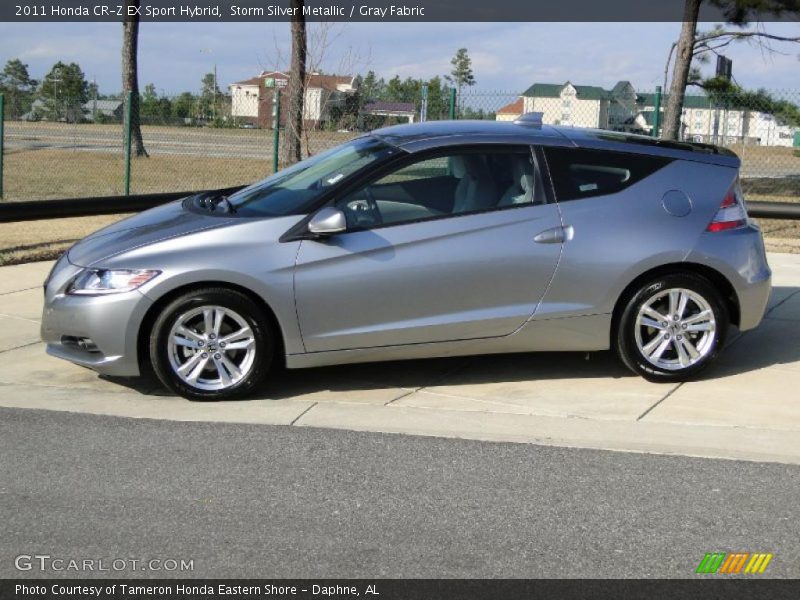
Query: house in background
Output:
[[608, 81, 639, 130], [636, 93, 714, 140], [21, 98, 47, 121], [230, 71, 357, 128], [749, 113, 798, 147], [22, 98, 96, 123], [637, 94, 797, 146], [500, 80, 797, 146], [361, 101, 416, 124], [495, 98, 524, 122], [498, 80, 640, 132], [520, 82, 611, 129], [83, 99, 124, 122]]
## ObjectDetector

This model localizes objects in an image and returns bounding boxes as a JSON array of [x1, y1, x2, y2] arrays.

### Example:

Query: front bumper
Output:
[[40, 257, 153, 377]]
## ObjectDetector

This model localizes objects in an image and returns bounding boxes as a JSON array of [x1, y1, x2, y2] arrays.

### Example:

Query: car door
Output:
[[293, 145, 565, 352]]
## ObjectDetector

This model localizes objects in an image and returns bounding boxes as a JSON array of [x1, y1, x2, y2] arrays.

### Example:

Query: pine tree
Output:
[[445, 48, 476, 114]]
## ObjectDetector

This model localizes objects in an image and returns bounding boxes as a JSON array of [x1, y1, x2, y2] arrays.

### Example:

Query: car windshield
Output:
[[226, 136, 397, 217]]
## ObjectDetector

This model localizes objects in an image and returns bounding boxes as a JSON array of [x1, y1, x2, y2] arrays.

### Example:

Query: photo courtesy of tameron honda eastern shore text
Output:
[[41, 117, 772, 400]]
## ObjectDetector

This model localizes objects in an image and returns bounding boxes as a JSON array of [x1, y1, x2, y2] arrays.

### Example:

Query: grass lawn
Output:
[[3, 149, 270, 200], [727, 143, 800, 166], [2, 123, 355, 201]]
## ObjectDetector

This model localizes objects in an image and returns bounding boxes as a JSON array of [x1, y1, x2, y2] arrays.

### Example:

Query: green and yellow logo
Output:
[[696, 552, 773, 574]]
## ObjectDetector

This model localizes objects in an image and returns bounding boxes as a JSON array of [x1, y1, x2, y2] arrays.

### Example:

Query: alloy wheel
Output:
[[166, 305, 257, 391], [634, 288, 717, 371]]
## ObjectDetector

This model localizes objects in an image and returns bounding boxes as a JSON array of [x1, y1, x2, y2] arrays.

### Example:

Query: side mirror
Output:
[[308, 207, 347, 235]]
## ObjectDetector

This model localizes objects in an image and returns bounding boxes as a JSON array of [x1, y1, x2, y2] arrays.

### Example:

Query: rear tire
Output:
[[616, 273, 728, 382], [149, 288, 273, 401]]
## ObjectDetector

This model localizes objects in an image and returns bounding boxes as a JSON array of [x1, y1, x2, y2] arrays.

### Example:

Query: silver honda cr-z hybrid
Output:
[[42, 117, 772, 400]]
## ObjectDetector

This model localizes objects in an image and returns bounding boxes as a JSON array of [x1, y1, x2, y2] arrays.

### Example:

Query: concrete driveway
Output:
[[1, 254, 799, 464]]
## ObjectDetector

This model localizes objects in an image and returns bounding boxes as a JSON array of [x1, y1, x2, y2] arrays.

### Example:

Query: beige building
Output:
[[498, 81, 639, 131], [522, 82, 610, 129], [500, 82, 797, 146], [637, 94, 798, 146], [230, 71, 357, 128]]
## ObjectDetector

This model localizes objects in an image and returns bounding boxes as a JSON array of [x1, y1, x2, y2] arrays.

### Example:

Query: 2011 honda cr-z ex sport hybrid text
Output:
[[42, 116, 772, 400]]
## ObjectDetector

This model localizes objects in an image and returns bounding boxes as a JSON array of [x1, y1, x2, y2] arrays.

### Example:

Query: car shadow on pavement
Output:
[[259, 350, 634, 402], [106, 350, 634, 401], [106, 286, 800, 400], [709, 285, 800, 375]]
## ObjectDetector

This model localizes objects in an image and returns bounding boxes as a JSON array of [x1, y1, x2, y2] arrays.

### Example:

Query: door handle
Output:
[[534, 225, 573, 244]]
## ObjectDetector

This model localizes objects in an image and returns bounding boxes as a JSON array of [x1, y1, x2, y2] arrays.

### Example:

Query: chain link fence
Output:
[[2, 88, 798, 203], [0, 92, 362, 202], [456, 88, 800, 203], [0, 87, 799, 262]]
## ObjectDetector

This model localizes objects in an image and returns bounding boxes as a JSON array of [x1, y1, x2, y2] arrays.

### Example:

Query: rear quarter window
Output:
[[543, 147, 672, 202]]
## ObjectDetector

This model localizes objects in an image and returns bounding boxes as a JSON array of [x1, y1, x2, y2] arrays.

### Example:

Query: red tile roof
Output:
[[497, 98, 524, 115]]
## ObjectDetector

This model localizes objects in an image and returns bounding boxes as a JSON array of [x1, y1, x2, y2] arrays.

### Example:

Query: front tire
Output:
[[149, 288, 273, 401], [616, 273, 729, 382]]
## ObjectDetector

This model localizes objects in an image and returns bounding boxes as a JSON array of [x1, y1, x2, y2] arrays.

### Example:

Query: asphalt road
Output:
[[1, 406, 798, 579]]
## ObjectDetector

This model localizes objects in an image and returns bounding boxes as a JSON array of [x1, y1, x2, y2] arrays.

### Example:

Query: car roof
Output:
[[371, 119, 740, 168], [372, 119, 566, 146]]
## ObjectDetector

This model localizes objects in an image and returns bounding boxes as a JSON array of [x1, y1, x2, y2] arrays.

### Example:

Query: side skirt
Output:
[[285, 313, 612, 369]]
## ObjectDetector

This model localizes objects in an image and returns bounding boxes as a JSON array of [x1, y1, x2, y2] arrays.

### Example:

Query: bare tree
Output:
[[284, 0, 307, 164], [266, 21, 369, 157], [300, 23, 367, 155], [662, 0, 800, 140], [122, 0, 147, 156], [662, 0, 702, 140]]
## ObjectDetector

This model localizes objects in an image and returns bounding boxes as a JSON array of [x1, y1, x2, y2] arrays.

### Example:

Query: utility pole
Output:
[[52, 67, 62, 120], [420, 84, 428, 123], [200, 48, 216, 121], [712, 55, 733, 145]]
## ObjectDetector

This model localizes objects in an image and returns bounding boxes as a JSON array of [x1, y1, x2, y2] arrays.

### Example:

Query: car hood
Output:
[[68, 199, 238, 267]]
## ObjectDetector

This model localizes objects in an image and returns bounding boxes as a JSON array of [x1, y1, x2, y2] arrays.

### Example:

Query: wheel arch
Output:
[[136, 281, 286, 375], [610, 262, 740, 346]]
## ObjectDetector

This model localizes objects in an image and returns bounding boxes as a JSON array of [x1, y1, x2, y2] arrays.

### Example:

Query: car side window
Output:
[[336, 148, 542, 230], [543, 147, 672, 202]]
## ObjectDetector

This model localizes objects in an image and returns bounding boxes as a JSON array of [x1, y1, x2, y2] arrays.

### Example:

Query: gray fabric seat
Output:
[[498, 157, 535, 206], [449, 155, 499, 214]]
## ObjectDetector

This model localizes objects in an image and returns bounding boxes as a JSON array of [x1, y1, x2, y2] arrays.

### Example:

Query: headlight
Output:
[[66, 269, 161, 295]]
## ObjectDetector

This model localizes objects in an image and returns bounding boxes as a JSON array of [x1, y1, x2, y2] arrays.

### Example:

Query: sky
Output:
[[0, 21, 798, 97]]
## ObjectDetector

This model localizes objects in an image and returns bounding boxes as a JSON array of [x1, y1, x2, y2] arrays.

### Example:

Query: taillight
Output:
[[706, 182, 747, 232]]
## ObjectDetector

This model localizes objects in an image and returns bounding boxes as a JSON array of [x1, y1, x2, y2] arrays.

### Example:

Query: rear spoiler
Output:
[[561, 129, 742, 168], [596, 133, 739, 158], [666, 139, 739, 158]]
